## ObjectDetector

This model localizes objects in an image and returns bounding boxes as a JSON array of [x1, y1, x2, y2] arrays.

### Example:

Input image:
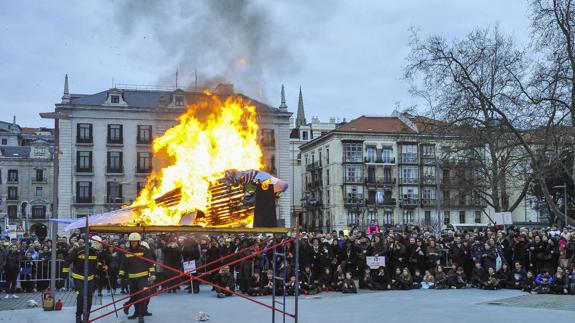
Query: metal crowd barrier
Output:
[[0, 259, 68, 292]]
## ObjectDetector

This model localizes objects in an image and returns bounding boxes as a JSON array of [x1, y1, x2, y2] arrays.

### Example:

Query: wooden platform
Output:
[[88, 225, 294, 234]]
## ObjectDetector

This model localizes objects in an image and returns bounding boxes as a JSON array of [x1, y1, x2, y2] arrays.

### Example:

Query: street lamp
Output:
[[552, 183, 568, 227]]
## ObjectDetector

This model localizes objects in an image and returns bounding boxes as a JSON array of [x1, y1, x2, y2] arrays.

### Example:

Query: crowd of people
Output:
[[2, 223, 575, 303]]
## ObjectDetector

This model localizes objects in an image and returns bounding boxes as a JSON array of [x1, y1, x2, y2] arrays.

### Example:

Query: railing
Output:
[[364, 157, 396, 164], [32, 177, 47, 183], [136, 166, 152, 174], [421, 198, 437, 206], [107, 137, 123, 145], [0, 259, 68, 291], [379, 177, 396, 185], [74, 196, 95, 204], [76, 137, 93, 144], [7, 178, 18, 184], [75, 165, 93, 173], [344, 176, 363, 184], [137, 138, 152, 145], [400, 198, 419, 206], [7, 195, 19, 201], [344, 196, 364, 205], [380, 198, 396, 206], [106, 166, 124, 174], [399, 154, 418, 164], [105, 196, 125, 204], [399, 177, 418, 184], [422, 176, 436, 185]]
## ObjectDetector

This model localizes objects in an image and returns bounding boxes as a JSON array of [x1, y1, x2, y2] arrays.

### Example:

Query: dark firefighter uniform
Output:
[[119, 233, 155, 322], [62, 242, 102, 322]]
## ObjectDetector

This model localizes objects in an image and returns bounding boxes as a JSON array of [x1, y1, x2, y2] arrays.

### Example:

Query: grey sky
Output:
[[0, 1, 531, 128]]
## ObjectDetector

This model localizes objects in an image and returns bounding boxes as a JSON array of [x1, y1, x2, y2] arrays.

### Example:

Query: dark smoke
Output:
[[114, 0, 296, 98]]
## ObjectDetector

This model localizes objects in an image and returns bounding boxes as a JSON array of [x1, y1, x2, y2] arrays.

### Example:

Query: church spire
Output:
[[279, 84, 288, 111], [62, 74, 71, 104], [296, 86, 306, 127]]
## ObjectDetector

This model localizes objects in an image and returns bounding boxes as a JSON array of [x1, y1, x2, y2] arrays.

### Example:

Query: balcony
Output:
[[421, 198, 437, 207], [364, 176, 377, 185], [344, 176, 363, 184], [76, 137, 93, 144], [107, 137, 123, 145], [421, 156, 436, 165], [344, 196, 364, 206], [399, 154, 418, 164], [366, 198, 376, 206], [306, 161, 322, 171], [76, 165, 93, 173], [105, 196, 125, 205], [364, 157, 396, 164], [379, 177, 396, 185], [136, 166, 152, 174], [74, 196, 95, 205], [6, 195, 19, 201], [399, 177, 418, 185], [7, 178, 18, 184], [422, 176, 437, 185], [400, 198, 419, 207], [380, 198, 396, 206], [106, 166, 124, 174], [32, 177, 48, 183]]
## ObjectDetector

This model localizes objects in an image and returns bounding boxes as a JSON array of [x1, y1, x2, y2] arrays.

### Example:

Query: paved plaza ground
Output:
[[0, 287, 573, 323]]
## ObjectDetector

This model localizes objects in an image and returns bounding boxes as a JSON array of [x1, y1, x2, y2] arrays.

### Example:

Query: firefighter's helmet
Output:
[[128, 233, 142, 241]]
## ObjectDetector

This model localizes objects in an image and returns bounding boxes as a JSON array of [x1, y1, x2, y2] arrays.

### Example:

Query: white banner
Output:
[[366, 256, 386, 269], [183, 260, 197, 274]]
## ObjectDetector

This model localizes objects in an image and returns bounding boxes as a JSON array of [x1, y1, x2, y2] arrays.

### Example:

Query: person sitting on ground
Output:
[[411, 269, 422, 289], [434, 265, 448, 289], [396, 267, 412, 290], [509, 262, 526, 290], [523, 271, 535, 293], [471, 262, 486, 289], [342, 272, 357, 294], [373, 267, 390, 290], [359, 268, 375, 290], [262, 270, 281, 296], [247, 271, 262, 296], [497, 263, 511, 289], [335, 271, 346, 292], [300, 265, 318, 295], [421, 270, 435, 289], [449, 266, 466, 289], [483, 267, 500, 290], [551, 271, 569, 295], [215, 266, 235, 298], [391, 267, 402, 290], [285, 276, 300, 296], [534, 271, 553, 294], [319, 267, 334, 292]]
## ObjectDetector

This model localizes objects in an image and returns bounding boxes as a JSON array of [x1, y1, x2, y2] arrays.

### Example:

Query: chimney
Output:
[[214, 83, 234, 96]]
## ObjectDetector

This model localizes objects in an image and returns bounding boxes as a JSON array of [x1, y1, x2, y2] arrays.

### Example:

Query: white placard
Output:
[[495, 212, 513, 225], [366, 256, 386, 269], [183, 260, 196, 274]]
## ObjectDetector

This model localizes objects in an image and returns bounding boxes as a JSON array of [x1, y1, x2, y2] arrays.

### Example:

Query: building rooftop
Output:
[[0, 146, 31, 158], [335, 115, 417, 134]]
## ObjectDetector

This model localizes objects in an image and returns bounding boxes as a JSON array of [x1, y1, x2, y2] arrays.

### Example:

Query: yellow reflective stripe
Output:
[[119, 270, 125, 276], [125, 252, 144, 258], [72, 273, 94, 280], [128, 272, 149, 278], [149, 267, 155, 273], [62, 268, 70, 273], [78, 255, 98, 260]]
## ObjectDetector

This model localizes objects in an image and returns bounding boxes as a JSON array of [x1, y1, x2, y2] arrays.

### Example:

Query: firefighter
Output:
[[118, 233, 156, 323], [62, 235, 103, 323]]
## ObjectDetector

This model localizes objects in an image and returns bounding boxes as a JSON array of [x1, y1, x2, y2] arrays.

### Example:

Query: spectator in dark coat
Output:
[[509, 262, 526, 289], [373, 266, 390, 290], [3, 244, 22, 298]]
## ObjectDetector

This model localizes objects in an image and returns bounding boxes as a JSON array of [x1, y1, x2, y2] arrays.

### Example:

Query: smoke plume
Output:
[[114, 0, 296, 98]]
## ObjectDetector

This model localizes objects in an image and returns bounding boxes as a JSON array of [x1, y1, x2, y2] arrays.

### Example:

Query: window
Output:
[[400, 166, 418, 184], [444, 211, 451, 224], [174, 95, 184, 106], [76, 123, 93, 143], [111, 95, 120, 104], [382, 147, 393, 163], [137, 152, 152, 172], [107, 151, 123, 173], [260, 129, 275, 147], [474, 211, 482, 224], [326, 147, 329, 164], [107, 182, 123, 203], [1, 138, 6, 145], [422, 187, 436, 202], [402, 210, 413, 224], [384, 211, 394, 225], [401, 187, 418, 201], [367, 190, 376, 204], [347, 210, 358, 225], [383, 167, 392, 183], [421, 145, 435, 158], [137, 125, 152, 144], [459, 211, 466, 224], [35, 169, 44, 182], [424, 211, 431, 225], [107, 124, 123, 144], [76, 151, 93, 172], [344, 165, 363, 183], [345, 185, 364, 202], [422, 166, 436, 184], [302, 131, 308, 140], [366, 146, 376, 162], [7, 169, 18, 182], [36, 187, 43, 197], [367, 210, 376, 223], [76, 181, 92, 203], [376, 191, 384, 205], [400, 144, 417, 163], [137, 182, 146, 194], [325, 169, 330, 185], [7, 187, 18, 200], [32, 206, 46, 219], [34, 146, 46, 156], [343, 142, 363, 162], [7, 205, 17, 219]]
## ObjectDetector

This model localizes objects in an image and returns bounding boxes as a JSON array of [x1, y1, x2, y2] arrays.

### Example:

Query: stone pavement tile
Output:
[[1, 291, 78, 311]]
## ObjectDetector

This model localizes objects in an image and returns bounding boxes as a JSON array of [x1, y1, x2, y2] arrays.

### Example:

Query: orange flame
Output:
[[130, 94, 263, 225]]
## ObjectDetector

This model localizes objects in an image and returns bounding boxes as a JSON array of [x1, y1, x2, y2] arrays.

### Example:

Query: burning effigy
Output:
[[65, 94, 287, 231]]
